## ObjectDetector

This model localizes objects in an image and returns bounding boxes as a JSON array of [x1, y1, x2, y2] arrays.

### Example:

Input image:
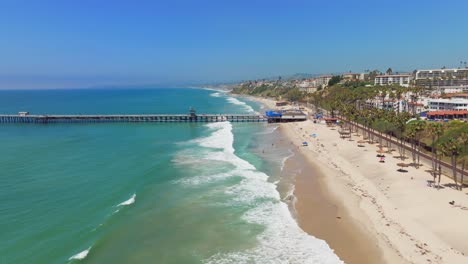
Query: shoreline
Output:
[[245, 95, 468, 264], [279, 134, 386, 264]]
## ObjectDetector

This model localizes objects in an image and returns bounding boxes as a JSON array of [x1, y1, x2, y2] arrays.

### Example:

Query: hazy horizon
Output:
[[1, 0, 467, 89]]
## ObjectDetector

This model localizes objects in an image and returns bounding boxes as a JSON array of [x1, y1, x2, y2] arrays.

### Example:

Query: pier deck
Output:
[[0, 114, 268, 124]]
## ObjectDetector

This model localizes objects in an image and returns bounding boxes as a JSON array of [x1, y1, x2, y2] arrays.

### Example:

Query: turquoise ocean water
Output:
[[0, 88, 341, 264]]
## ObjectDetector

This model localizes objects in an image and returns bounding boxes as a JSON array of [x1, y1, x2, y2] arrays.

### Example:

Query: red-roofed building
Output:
[[426, 110, 468, 120], [443, 93, 468, 99]]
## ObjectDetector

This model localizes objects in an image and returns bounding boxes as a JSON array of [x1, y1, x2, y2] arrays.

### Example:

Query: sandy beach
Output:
[[253, 96, 468, 264]]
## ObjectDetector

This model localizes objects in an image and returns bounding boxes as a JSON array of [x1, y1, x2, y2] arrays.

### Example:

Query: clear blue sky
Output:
[[1, 0, 467, 89]]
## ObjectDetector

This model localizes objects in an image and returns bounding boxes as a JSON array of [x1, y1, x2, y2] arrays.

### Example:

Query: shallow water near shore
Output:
[[0, 88, 341, 263]]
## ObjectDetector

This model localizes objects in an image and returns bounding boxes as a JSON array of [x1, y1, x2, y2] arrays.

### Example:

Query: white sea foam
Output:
[[210, 92, 221, 97], [205, 202, 341, 264], [256, 125, 279, 135], [280, 149, 295, 171], [284, 183, 298, 210], [202, 87, 224, 92], [175, 122, 342, 263], [117, 193, 136, 206], [175, 172, 234, 186], [226, 97, 256, 113], [68, 247, 91, 261]]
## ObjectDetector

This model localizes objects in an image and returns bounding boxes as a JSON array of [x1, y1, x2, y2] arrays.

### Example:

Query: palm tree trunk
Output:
[[452, 155, 458, 189], [417, 138, 421, 169], [431, 136, 436, 173], [461, 161, 465, 191], [438, 162, 442, 189]]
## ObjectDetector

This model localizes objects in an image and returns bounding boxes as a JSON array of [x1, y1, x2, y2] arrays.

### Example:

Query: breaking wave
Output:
[[173, 122, 342, 264], [68, 247, 91, 261], [226, 97, 256, 113], [117, 193, 136, 206]]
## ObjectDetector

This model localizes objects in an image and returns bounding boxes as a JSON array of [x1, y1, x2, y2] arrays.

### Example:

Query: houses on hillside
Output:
[[297, 75, 333, 93]]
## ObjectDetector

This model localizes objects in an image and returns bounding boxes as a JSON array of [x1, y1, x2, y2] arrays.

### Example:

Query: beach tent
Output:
[[302, 142, 308, 146], [265, 111, 282, 117]]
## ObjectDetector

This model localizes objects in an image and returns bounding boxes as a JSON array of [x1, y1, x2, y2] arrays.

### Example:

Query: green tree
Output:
[[285, 88, 304, 102], [328, 75, 342, 86]]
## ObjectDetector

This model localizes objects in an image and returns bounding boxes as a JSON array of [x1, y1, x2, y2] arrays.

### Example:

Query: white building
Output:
[[365, 97, 409, 112], [374, 74, 412, 87], [298, 80, 317, 93], [297, 76, 332, 93], [342, 73, 360, 81], [428, 98, 468, 111], [316, 75, 333, 87], [416, 68, 468, 80], [415, 68, 468, 88]]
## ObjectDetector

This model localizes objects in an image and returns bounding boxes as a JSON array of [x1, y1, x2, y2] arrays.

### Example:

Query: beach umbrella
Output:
[[376, 149, 385, 156], [397, 163, 409, 172]]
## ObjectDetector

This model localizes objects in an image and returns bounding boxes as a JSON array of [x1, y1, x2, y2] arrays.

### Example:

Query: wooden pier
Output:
[[0, 113, 267, 124]]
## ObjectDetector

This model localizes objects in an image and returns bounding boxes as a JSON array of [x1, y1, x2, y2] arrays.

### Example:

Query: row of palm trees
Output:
[[310, 84, 467, 190]]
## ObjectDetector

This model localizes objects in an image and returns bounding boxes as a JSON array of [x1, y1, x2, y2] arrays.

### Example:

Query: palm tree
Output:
[[440, 138, 462, 189], [405, 120, 425, 168], [413, 120, 426, 168], [436, 149, 444, 189], [393, 112, 411, 160], [458, 156, 467, 191], [406, 125, 417, 164], [457, 133, 468, 190], [427, 122, 444, 179]]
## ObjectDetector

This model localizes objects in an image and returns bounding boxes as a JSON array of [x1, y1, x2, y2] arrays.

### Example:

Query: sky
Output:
[[0, 0, 467, 89]]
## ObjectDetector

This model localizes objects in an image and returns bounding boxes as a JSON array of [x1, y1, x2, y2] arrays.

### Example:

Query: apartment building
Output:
[[428, 98, 468, 111], [374, 74, 412, 87], [316, 75, 333, 87], [415, 68, 468, 88]]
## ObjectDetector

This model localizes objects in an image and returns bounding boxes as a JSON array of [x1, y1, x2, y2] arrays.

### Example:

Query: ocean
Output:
[[0, 88, 341, 263]]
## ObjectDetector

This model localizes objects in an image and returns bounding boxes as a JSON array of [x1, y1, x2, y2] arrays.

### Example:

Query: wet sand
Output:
[[280, 132, 384, 264]]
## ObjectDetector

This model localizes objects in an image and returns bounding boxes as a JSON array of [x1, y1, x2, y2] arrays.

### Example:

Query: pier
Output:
[[0, 109, 268, 124], [0, 108, 311, 124], [0, 114, 268, 124]]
